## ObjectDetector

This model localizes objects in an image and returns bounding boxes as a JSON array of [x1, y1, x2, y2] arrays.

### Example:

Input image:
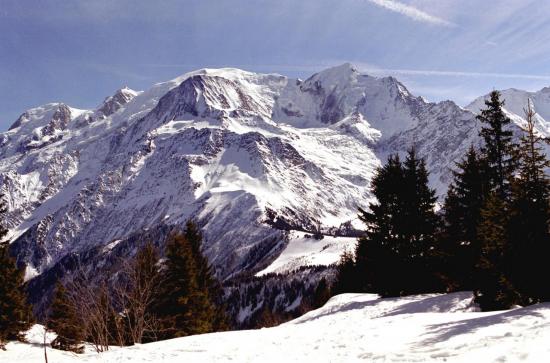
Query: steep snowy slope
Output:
[[256, 230, 356, 276], [7, 292, 550, 362], [0, 64, 482, 286]]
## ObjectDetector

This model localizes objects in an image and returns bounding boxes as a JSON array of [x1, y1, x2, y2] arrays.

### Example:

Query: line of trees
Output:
[[0, 206, 228, 352], [46, 221, 228, 353], [336, 91, 550, 311]]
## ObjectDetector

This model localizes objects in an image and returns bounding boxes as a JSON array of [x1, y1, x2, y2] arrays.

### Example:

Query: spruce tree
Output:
[[473, 91, 519, 310], [477, 90, 516, 199], [400, 148, 439, 258], [508, 100, 550, 303], [183, 221, 228, 331], [0, 195, 33, 350], [311, 278, 331, 309], [355, 154, 404, 296], [153, 225, 221, 339], [47, 282, 85, 353], [475, 193, 518, 310], [442, 146, 487, 289], [399, 149, 441, 294], [333, 250, 359, 294], [355, 150, 441, 296]]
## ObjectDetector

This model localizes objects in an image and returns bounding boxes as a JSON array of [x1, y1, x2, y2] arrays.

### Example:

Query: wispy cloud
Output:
[[142, 61, 550, 82], [361, 67, 550, 81], [364, 0, 454, 27]]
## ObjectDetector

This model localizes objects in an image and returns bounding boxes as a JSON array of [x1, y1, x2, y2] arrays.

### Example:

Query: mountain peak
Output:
[[304, 63, 360, 90], [95, 87, 139, 118]]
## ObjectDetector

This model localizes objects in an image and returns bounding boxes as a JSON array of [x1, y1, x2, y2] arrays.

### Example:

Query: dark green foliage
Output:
[[507, 101, 550, 303], [332, 250, 360, 294], [477, 90, 517, 198], [400, 149, 440, 258], [47, 283, 84, 353], [183, 221, 228, 331], [355, 150, 443, 297], [475, 194, 519, 310], [442, 147, 487, 289], [153, 222, 224, 339], [471, 96, 550, 310], [311, 278, 331, 309], [355, 154, 403, 295], [0, 195, 33, 349]]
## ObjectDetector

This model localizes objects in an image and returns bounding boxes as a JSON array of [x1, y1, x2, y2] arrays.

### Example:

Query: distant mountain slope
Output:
[[3, 64, 548, 286]]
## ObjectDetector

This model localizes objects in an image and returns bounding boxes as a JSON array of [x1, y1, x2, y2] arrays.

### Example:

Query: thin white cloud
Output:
[[362, 67, 550, 81], [364, 0, 454, 27], [143, 61, 550, 82]]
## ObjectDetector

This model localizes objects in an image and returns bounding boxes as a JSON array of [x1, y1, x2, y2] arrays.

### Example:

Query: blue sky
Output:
[[2, 0, 550, 129]]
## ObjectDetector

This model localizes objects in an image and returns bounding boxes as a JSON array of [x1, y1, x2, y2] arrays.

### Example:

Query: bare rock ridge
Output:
[[1, 64, 549, 288]]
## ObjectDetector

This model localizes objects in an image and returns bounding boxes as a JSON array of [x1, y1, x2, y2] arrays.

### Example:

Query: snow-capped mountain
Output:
[[467, 87, 550, 135], [3, 63, 546, 287]]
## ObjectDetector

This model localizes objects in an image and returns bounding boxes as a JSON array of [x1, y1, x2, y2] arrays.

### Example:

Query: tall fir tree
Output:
[[183, 221, 228, 331], [474, 90, 520, 310], [0, 194, 33, 350], [442, 146, 487, 289], [355, 150, 442, 297], [399, 149, 442, 294], [47, 282, 85, 353], [400, 148, 440, 258], [508, 100, 550, 303], [476, 90, 517, 199], [475, 193, 519, 310], [153, 224, 222, 339], [355, 154, 404, 295]]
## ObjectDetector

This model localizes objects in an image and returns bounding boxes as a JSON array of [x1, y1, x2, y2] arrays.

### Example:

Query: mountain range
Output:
[[2, 63, 549, 294]]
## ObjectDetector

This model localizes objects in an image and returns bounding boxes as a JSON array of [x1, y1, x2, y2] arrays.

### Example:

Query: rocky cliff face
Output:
[[2, 64, 549, 287]]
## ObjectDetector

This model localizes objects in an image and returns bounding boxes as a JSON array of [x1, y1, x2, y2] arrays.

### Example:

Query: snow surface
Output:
[[6, 292, 550, 362], [256, 230, 357, 276]]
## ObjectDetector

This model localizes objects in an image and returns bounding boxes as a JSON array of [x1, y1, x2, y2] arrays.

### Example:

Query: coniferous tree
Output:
[[355, 150, 442, 296], [442, 146, 487, 289], [475, 193, 519, 310], [47, 282, 85, 353], [153, 224, 221, 339], [473, 91, 520, 310], [311, 278, 331, 309], [356, 154, 404, 295], [508, 100, 550, 303], [183, 221, 228, 331], [0, 195, 33, 350], [399, 149, 442, 294], [477, 90, 517, 199], [333, 250, 359, 294], [400, 148, 440, 258]]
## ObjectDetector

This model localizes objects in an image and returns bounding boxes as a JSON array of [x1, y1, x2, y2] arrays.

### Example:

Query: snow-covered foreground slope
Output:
[[7, 292, 550, 362]]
